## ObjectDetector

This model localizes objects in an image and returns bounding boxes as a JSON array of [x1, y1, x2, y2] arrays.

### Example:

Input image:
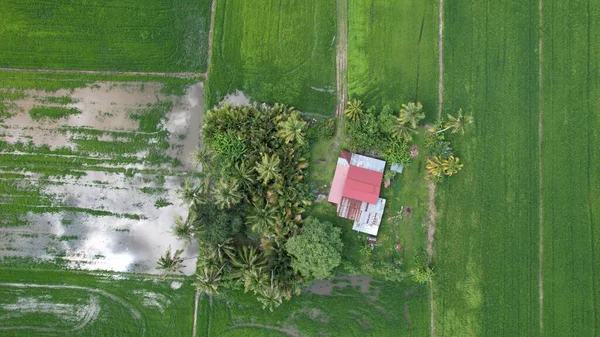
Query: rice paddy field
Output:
[[0, 0, 212, 72], [434, 0, 600, 336], [205, 0, 336, 114], [347, 0, 438, 112], [196, 277, 429, 336], [0, 267, 195, 336], [0, 74, 203, 274]]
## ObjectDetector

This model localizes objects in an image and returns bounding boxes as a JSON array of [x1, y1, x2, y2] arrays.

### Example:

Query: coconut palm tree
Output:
[[277, 113, 307, 145], [173, 215, 194, 245], [254, 154, 282, 185], [243, 267, 268, 294], [228, 246, 267, 278], [437, 109, 474, 134], [156, 246, 185, 274], [177, 180, 202, 206], [207, 238, 235, 264], [192, 146, 213, 169], [213, 178, 242, 209], [246, 205, 279, 236], [257, 271, 283, 312], [426, 156, 443, 178], [391, 118, 418, 142], [232, 160, 255, 192], [441, 155, 463, 176], [195, 266, 223, 295], [344, 99, 364, 121], [399, 102, 425, 128]]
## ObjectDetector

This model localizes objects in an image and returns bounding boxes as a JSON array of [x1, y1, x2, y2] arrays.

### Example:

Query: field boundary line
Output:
[[437, 0, 444, 119], [205, 0, 217, 79], [537, 0, 544, 334], [0, 67, 206, 79], [334, 0, 348, 118], [192, 291, 200, 337]]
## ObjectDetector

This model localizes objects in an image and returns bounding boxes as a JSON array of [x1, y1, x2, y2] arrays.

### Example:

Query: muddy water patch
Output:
[[306, 276, 373, 296]]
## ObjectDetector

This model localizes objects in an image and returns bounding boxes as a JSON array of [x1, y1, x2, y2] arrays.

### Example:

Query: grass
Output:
[[0, 267, 196, 336], [540, 0, 600, 334], [29, 106, 81, 120], [434, 1, 540, 335], [0, 0, 211, 72], [206, 0, 336, 114], [199, 280, 429, 336], [348, 0, 438, 115]]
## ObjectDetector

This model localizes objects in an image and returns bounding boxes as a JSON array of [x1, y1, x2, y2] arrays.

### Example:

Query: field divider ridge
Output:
[[0, 67, 206, 79]]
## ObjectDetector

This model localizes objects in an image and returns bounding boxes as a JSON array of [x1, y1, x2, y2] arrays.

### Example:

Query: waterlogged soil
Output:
[[307, 275, 373, 296], [0, 82, 204, 275]]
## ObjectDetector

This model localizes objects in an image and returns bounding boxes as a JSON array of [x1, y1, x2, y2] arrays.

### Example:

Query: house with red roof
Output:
[[328, 151, 386, 236]]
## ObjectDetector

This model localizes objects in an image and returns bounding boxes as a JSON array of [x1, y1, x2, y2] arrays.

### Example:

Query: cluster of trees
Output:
[[157, 103, 343, 311], [344, 100, 426, 164], [425, 109, 474, 179]]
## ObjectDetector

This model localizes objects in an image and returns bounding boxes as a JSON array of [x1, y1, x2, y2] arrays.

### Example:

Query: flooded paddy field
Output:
[[0, 81, 204, 275]]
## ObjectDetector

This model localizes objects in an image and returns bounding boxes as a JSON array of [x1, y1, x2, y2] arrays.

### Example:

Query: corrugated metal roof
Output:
[[349, 153, 386, 173], [342, 166, 383, 204], [327, 163, 350, 204]]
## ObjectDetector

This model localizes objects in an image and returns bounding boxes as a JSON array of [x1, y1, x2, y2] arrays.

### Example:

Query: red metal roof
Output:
[[342, 166, 383, 204], [327, 163, 350, 204]]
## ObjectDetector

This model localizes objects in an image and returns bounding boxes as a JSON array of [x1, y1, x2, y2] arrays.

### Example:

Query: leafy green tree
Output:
[[344, 99, 364, 121], [277, 112, 307, 145], [156, 246, 185, 274], [399, 102, 425, 128], [254, 154, 282, 185], [378, 105, 397, 136], [193, 203, 244, 246], [232, 160, 255, 192], [285, 217, 343, 280]]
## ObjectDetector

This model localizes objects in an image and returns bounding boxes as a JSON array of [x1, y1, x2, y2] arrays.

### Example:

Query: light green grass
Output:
[[0, 267, 195, 336], [206, 0, 336, 114], [199, 281, 429, 336], [541, 0, 600, 334], [348, 0, 438, 115], [0, 0, 211, 72], [434, 1, 540, 335]]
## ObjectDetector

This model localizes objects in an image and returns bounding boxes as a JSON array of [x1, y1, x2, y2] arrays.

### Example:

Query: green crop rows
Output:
[[197, 280, 429, 336], [541, 0, 600, 335], [348, 0, 438, 113], [206, 0, 336, 114], [0, 267, 195, 336], [0, 0, 211, 72], [434, 0, 600, 336]]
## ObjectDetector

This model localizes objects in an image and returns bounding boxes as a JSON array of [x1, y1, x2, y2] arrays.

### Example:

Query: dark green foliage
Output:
[[192, 203, 244, 246], [29, 106, 81, 120], [285, 217, 343, 279]]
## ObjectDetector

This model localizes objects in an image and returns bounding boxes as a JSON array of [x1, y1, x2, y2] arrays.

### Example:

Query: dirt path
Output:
[[537, 0, 545, 334], [224, 324, 301, 337], [0, 67, 206, 79], [428, 0, 445, 334], [335, 0, 349, 118], [205, 0, 217, 78], [192, 291, 200, 337]]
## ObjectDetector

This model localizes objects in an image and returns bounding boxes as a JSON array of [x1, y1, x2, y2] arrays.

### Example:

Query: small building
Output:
[[328, 151, 386, 236]]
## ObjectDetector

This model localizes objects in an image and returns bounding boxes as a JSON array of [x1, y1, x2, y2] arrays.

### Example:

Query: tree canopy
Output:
[[285, 217, 343, 280]]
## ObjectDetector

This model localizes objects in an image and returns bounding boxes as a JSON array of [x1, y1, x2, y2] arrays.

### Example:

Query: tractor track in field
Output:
[[537, 0, 545, 334], [205, 0, 217, 78], [0, 67, 206, 79]]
